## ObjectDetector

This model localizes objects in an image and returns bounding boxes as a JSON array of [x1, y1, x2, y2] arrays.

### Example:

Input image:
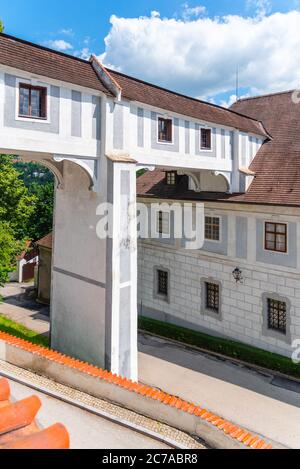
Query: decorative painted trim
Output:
[[0, 331, 272, 450], [53, 267, 106, 289]]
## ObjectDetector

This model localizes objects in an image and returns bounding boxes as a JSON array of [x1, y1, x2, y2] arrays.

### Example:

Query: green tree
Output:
[[0, 155, 36, 240], [27, 181, 54, 241], [0, 20, 4, 33], [0, 223, 22, 287]]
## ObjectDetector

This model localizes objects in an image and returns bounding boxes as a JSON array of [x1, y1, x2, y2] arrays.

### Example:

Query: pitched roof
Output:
[[0, 33, 268, 137], [231, 91, 300, 205], [0, 378, 69, 449], [108, 69, 268, 136], [0, 33, 109, 94], [36, 233, 52, 249]]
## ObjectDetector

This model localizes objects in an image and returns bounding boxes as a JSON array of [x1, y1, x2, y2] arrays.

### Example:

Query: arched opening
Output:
[[0, 154, 95, 344]]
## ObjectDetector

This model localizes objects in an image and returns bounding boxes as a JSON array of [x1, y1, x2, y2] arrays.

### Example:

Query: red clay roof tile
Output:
[[0, 331, 272, 449], [231, 91, 300, 205], [0, 378, 69, 449]]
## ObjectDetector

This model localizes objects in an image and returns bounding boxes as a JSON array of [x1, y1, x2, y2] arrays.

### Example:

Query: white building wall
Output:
[[0, 66, 102, 158], [107, 99, 265, 176], [137, 201, 300, 358]]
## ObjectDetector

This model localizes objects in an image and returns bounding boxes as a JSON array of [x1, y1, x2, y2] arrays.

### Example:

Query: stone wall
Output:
[[138, 241, 300, 358]]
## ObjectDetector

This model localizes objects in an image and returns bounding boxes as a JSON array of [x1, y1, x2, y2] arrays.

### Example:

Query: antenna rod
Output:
[[236, 65, 239, 101]]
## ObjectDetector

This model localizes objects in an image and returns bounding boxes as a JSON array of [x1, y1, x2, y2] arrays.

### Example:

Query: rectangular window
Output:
[[19, 83, 47, 119], [157, 211, 170, 235], [267, 298, 286, 334], [265, 222, 287, 253], [157, 270, 168, 296], [205, 282, 219, 313], [205, 216, 220, 241], [166, 171, 177, 186], [200, 128, 212, 150], [158, 117, 172, 143]]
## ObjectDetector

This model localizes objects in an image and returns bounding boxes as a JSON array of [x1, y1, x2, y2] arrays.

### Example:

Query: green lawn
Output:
[[139, 316, 300, 380], [0, 313, 49, 347]]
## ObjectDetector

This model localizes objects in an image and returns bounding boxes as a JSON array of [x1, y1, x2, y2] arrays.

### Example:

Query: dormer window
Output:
[[166, 171, 177, 186], [200, 128, 212, 150], [19, 83, 47, 119], [158, 117, 172, 143]]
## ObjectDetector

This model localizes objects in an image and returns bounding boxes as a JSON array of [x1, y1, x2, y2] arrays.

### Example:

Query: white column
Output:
[[231, 130, 240, 193], [105, 155, 138, 381], [50, 156, 138, 382]]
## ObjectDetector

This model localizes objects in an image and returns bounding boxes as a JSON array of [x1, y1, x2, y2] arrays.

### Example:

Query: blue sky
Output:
[[1, 0, 300, 104]]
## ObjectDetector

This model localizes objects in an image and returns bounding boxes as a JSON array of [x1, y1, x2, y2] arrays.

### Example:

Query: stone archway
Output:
[[15, 153, 138, 381]]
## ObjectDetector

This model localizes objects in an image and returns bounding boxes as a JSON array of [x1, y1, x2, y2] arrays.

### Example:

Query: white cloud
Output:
[[59, 28, 74, 36], [182, 3, 206, 20], [246, 0, 272, 18], [100, 10, 300, 100], [151, 11, 160, 18], [220, 93, 251, 108], [46, 39, 73, 51], [75, 47, 91, 60]]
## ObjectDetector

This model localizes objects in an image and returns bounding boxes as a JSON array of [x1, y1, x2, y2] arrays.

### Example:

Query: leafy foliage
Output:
[[0, 155, 35, 240], [139, 316, 300, 379], [26, 181, 54, 241], [14, 161, 54, 186], [14, 161, 54, 241], [0, 222, 23, 287]]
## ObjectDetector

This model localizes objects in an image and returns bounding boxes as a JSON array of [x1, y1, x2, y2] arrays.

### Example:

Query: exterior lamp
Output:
[[232, 267, 243, 284]]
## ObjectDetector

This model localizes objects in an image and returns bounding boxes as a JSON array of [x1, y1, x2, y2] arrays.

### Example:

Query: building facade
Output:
[[137, 194, 300, 358], [0, 31, 296, 376], [137, 90, 300, 359]]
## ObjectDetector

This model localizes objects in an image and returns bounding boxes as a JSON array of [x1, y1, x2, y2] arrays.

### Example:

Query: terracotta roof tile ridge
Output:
[[0, 331, 272, 449], [0, 378, 70, 449]]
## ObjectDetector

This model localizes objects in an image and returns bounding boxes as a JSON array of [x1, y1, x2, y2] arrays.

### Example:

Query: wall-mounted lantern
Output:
[[232, 267, 243, 284]]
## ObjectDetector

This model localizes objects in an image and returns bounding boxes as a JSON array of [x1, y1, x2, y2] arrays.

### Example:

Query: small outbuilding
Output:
[[36, 233, 53, 305]]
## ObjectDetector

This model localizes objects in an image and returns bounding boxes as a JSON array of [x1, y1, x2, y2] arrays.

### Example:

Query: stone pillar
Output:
[[105, 155, 138, 381], [50, 156, 138, 381]]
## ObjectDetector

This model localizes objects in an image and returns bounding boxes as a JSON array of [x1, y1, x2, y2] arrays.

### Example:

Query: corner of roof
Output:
[[90, 55, 122, 101]]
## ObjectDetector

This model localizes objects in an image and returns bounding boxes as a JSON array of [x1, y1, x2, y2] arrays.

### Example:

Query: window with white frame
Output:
[[200, 128, 212, 150], [205, 216, 220, 241], [158, 117, 172, 143], [19, 83, 47, 119], [157, 211, 170, 235]]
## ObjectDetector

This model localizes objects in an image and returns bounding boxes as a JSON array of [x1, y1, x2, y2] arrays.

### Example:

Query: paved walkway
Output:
[[1, 283, 300, 448], [0, 283, 49, 336], [138, 333, 300, 449]]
